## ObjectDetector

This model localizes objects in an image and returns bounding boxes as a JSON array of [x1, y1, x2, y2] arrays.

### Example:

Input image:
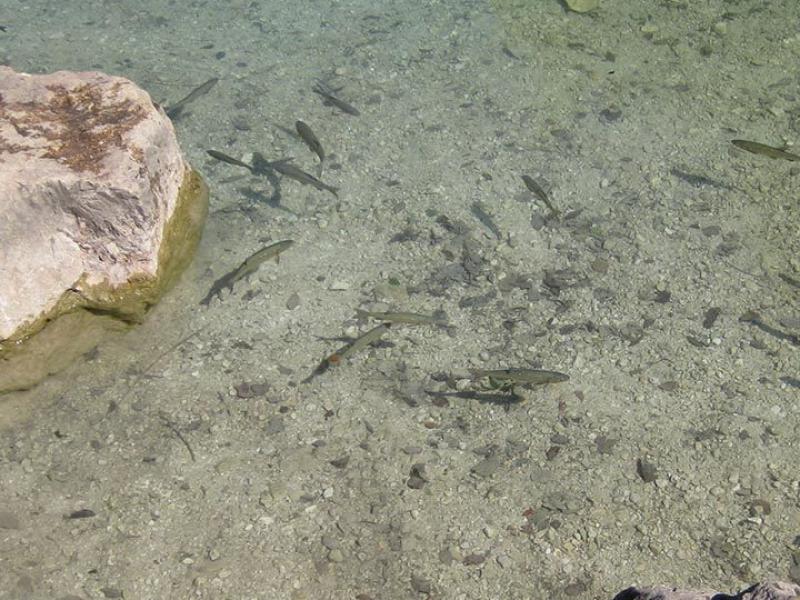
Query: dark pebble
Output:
[[235, 382, 268, 399], [410, 575, 432, 594], [545, 446, 561, 461], [407, 463, 428, 489], [636, 458, 658, 483], [703, 307, 721, 329], [462, 552, 488, 566], [329, 456, 349, 469]]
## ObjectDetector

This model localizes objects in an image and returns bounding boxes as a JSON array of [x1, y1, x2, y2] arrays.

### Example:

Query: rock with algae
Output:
[[0, 67, 208, 392]]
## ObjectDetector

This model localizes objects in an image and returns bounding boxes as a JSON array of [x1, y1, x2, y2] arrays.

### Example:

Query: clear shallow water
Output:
[[1, 1, 799, 598]]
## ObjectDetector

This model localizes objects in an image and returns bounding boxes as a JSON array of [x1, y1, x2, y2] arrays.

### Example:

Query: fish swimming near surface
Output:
[[166, 77, 219, 120], [295, 120, 325, 164], [200, 240, 294, 306]]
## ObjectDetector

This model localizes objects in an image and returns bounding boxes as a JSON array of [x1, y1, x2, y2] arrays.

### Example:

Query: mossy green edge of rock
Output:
[[0, 169, 209, 393]]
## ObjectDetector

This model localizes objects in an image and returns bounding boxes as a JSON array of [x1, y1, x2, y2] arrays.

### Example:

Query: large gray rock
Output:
[[0, 67, 207, 391]]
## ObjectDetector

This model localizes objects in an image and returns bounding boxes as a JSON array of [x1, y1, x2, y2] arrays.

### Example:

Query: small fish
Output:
[[331, 324, 390, 361], [166, 77, 219, 120], [501, 45, 519, 60], [257, 155, 339, 197], [469, 368, 570, 387], [65, 509, 96, 519], [304, 324, 391, 382], [355, 308, 449, 326], [207, 149, 254, 172], [731, 139, 800, 162], [200, 240, 294, 306], [470, 201, 501, 240], [313, 80, 360, 116], [522, 175, 561, 218], [295, 120, 325, 164]]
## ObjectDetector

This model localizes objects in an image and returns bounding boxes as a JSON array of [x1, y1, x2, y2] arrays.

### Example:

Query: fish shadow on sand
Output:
[[236, 184, 295, 214], [425, 389, 527, 407]]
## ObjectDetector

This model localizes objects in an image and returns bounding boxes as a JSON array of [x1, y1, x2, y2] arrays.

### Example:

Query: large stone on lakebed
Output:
[[0, 67, 208, 392]]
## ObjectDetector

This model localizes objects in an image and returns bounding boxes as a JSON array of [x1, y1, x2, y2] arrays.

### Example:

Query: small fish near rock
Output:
[[166, 77, 218, 121], [200, 240, 294, 306]]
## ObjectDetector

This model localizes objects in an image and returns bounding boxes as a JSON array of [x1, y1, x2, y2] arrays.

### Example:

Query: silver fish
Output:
[[731, 139, 800, 162], [166, 77, 219, 120], [200, 240, 294, 306], [303, 324, 391, 382]]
